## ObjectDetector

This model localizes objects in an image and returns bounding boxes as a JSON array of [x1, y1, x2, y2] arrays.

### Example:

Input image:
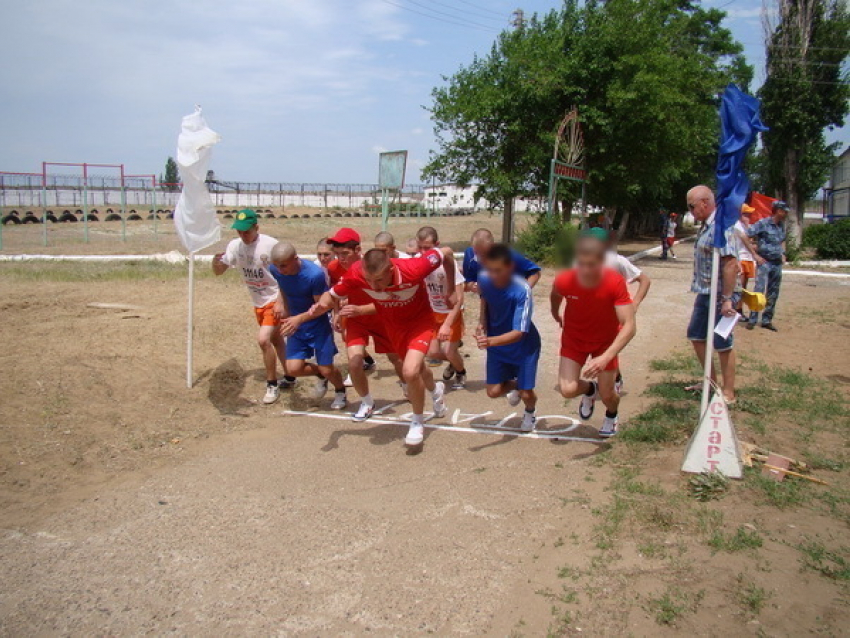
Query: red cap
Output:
[[327, 227, 360, 244]]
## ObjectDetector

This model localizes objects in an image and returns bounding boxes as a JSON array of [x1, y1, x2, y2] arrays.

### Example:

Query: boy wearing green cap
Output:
[[213, 209, 293, 404]]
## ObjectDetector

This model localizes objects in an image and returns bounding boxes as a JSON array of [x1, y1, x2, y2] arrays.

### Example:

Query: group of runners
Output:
[[214, 208, 646, 447]]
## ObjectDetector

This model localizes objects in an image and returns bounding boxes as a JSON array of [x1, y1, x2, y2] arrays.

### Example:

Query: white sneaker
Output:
[[400, 382, 409, 399], [579, 382, 598, 420], [615, 375, 624, 396], [343, 374, 353, 388], [600, 414, 619, 438], [312, 378, 329, 400], [405, 421, 424, 446], [352, 399, 374, 422], [262, 384, 280, 404], [506, 389, 521, 407], [432, 381, 447, 418], [521, 410, 537, 432], [330, 392, 347, 411]]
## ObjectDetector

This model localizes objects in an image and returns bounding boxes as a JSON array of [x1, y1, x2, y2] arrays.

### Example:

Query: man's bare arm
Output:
[[632, 273, 651, 308]]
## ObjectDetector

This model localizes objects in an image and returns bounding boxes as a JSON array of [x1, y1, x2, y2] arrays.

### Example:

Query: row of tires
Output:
[[2, 209, 175, 224]]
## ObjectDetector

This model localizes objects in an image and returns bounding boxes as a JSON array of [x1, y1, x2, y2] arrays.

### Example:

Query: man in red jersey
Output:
[[550, 230, 637, 438], [296, 245, 456, 447], [318, 228, 404, 415]]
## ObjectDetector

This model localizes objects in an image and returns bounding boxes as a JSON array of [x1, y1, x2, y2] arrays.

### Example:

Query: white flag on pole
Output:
[[174, 107, 222, 254]]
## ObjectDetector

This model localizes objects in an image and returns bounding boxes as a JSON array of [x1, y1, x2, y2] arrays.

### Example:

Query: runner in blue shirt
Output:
[[462, 228, 541, 293], [269, 242, 347, 410], [475, 243, 542, 432]]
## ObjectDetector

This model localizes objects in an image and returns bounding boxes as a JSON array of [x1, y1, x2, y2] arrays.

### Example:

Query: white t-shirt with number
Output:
[[605, 251, 642, 283], [734, 220, 754, 263], [221, 233, 280, 307], [424, 263, 465, 313]]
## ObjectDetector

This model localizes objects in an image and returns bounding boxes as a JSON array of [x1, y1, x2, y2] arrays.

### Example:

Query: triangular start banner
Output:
[[682, 392, 744, 478]]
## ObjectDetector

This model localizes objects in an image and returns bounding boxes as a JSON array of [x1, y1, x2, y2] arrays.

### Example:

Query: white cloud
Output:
[[726, 7, 763, 19], [372, 145, 389, 154], [411, 128, 424, 136]]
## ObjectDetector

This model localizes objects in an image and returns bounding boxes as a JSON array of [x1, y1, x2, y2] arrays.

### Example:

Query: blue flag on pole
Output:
[[714, 84, 768, 248]]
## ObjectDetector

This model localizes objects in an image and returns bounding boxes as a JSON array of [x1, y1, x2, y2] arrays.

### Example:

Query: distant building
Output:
[[422, 183, 543, 213], [827, 147, 850, 221]]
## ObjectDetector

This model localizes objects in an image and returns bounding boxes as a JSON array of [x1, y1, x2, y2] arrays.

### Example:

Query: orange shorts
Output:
[[433, 312, 464, 342], [740, 260, 755, 279], [254, 302, 280, 327]]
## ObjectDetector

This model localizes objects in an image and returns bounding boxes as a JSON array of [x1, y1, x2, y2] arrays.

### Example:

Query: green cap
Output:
[[232, 208, 258, 231], [581, 227, 609, 242]]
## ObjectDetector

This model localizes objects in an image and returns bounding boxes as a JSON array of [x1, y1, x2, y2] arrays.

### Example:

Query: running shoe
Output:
[[442, 364, 456, 381], [452, 372, 466, 390], [432, 381, 447, 418], [352, 400, 374, 422], [521, 410, 537, 432], [330, 392, 347, 411], [405, 421, 425, 446], [343, 374, 354, 387], [312, 378, 329, 400], [600, 414, 619, 438], [506, 389, 521, 407], [615, 375, 624, 396], [579, 381, 598, 420], [363, 359, 376, 371], [262, 384, 280, 405], [279, 377, 297, 389]]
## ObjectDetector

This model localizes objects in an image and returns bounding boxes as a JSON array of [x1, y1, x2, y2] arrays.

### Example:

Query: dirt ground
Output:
[[0, 220, 847, 635]]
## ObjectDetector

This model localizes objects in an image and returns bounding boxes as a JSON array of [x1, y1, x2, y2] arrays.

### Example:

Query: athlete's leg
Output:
[[519, 389, 537, 411], [443, 340, 465, 372], [717, 349, 736, 402], [485, 380, 514, 398], [558, 356, 592, 398], [270, 326, 287, 370], [346, 344, 369, 398], [317, 363, 345, 390], [402, 349, 428, 415], [596, 370, 620, 414], [257, 325, 280, 381]]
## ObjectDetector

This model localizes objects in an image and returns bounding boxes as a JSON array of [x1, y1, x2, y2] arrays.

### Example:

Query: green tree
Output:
[[424, 0, 750, 240], [163, 156, 180, 192], [757, 0, 850, 246]]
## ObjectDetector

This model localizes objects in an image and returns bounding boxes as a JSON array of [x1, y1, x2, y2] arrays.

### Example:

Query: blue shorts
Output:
[[687, 293, 734, 352], [286, 324, 338, 366], [486, 350, 540, 391]]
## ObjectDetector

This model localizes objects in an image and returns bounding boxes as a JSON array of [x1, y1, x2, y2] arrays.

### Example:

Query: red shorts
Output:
[[560, 338, 619, 371], [344, 317, 394, 354], [391, 324, 436, 358], [254, 302, 280, 327], [666, 237, 676, 247]]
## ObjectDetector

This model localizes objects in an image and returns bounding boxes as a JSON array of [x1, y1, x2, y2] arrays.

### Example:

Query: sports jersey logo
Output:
[[427, 252, 440, 266], [260, 254, 270, 267], [364, 285, 420, 302]]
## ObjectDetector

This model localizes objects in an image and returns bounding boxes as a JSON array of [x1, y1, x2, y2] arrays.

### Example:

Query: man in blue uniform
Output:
[[475, 244, 542, 432], [462, 228, 541, 293], [270, 242, 347, 410], [747, 201, 788, 332]]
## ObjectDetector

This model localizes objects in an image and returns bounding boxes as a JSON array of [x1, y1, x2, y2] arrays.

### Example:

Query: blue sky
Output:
[[0, 0, 846, 184]]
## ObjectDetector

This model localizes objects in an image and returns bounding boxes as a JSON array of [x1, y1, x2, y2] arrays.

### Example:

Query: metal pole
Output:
[[41, 163, 48, 247], [187, 252, 195, 388], [580, 181, 587, 228], [82, 164, 90, 243], [0, 176, 4, 251], [700, 248, 721, 416], [120, 165, 127, 242], [152, 177, 158, 237], [548, 159, 557, 218], [381, 188, 389, 231]]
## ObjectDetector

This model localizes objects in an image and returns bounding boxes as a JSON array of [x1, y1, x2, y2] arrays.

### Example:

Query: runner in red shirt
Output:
[[299, 245, 457, 447], [306, 228, 404, 416], [550, 230, 637, 438]]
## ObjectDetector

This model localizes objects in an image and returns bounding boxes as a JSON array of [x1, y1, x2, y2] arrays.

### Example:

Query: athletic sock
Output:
[[525, 407, 536, 414], [605, 410, 618, 419], [284, 375, 296, 383], [615, 371, 622, 383], [334, 387, 346, 394], [410, 413, 424, 424], [584, 382, 596, 397], [267, 379, 278, 387], [316, 373, 326, 380], [364, 355, 375, 366], [457, 368, 467, 375], [361, 393, 374, 406]]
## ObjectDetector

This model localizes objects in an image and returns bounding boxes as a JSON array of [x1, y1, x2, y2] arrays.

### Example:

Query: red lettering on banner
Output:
[[707, 445, 720, 458], [708, 431, 721, 444], [710, 402, 724, 416], [554, 164, 587, 181], [710, 416, 722, 428], [706, 460, 720, 471]]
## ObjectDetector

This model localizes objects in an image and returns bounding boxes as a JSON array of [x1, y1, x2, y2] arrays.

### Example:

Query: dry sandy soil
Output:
[[0, 215, 848, 636]]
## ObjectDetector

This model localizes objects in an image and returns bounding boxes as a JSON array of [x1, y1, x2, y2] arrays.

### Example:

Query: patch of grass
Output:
[[645, 380, 698, 402], [646, 587, 703, 626], [688, 471, 729, 502], [638, 541, 665, 558], [797, 540, 850, 580], [708, 526, 763, 553], [0, 261, 209, 283], [746, 469, 809, 508], [733, 574, 771, 615], [804, 452, 845, 472], [649, 352, 702, 375], [620, 402, 698, 443]]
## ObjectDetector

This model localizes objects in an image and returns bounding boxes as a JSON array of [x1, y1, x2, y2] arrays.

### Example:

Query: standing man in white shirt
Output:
[[212, 209, 293, 404]]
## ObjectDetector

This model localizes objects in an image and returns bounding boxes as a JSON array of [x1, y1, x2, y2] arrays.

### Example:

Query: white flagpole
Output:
[[701, 247, 720, 416], [187, 251, 196, 388]]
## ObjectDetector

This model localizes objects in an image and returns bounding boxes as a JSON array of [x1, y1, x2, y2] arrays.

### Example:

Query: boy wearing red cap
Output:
[[292, 245, 457, 447]]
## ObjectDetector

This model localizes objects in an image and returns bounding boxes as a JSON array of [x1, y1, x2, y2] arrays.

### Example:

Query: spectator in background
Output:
[[666, 213, 678, 259], [658, 209, 670, 260], [733, 204, 760, 318], [685, 186, 739, 403], [746, 201, 788, 332], [462, 228, 541, 293]]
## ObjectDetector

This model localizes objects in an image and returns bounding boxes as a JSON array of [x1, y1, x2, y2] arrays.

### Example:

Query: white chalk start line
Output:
[[282, 402, 603, 443]]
